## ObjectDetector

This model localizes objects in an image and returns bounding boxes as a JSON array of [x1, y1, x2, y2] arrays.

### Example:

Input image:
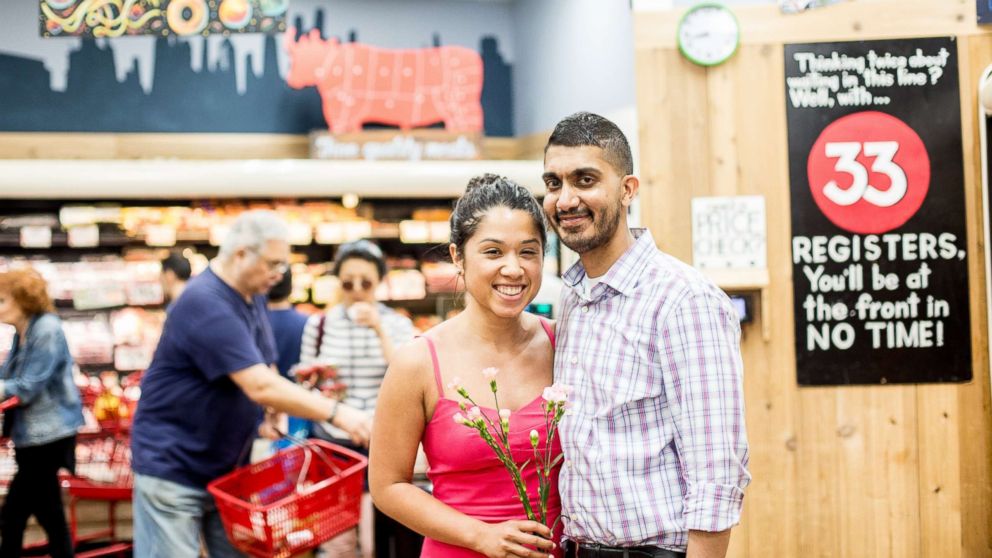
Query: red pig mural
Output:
[[284, 27, 484, 134]]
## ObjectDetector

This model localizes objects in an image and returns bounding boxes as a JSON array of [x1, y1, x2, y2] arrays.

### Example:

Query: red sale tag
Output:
[[807, 111, 930, 234]]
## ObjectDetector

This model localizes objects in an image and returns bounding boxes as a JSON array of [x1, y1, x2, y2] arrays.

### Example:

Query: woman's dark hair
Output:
[[333, 240, 387, 279], [449, 173, 547, 259]]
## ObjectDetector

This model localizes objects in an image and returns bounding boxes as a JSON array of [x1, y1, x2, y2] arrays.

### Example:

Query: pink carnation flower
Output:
[[466, 406, 483, 422], [542, 385, 569, 403]]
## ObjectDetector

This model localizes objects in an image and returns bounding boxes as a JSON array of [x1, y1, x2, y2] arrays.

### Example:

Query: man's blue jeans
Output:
[[132, 473, 244, 558]]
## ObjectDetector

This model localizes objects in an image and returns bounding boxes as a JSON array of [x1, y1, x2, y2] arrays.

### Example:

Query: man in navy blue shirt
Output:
[[131, 210, 372, 558]]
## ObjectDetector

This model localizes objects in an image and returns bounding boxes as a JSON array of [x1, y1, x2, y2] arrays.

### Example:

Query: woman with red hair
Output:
[[0, 268, 83, 558]]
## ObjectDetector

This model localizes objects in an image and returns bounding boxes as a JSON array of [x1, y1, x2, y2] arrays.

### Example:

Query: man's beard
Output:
[[553, 201, 622, 254]]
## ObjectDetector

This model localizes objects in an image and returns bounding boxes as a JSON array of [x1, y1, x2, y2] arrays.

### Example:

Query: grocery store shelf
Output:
[[0, 159, 546, 199]]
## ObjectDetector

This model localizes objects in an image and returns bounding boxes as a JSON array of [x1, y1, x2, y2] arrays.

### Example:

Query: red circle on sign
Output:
[[807, 111, 930, 234]]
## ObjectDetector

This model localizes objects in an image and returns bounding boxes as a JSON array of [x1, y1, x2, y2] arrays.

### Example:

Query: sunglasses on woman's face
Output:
[[341, 279, 374, 292]]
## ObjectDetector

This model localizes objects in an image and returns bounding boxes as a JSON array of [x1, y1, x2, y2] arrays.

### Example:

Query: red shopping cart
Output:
[[208, 439, 367, 558], [62, 426, 133, 557], [0, 396, 132, 557]]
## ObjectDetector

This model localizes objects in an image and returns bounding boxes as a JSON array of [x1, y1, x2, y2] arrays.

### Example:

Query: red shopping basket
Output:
[[207, 440, 367, 558]]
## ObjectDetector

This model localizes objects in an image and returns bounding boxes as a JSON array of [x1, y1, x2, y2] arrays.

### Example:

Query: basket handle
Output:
[[0, 396, 20, 412], [276, 430, 346, 494]]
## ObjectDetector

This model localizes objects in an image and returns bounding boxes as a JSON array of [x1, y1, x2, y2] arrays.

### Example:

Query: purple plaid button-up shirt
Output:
[[555, 228, 750, 550]]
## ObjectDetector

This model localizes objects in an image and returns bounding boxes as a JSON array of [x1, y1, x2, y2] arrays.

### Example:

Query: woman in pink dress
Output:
[[371, 174, 560, 558]]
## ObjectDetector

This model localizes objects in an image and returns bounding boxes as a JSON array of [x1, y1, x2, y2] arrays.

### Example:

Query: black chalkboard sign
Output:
[[785, 37, 971, 385]]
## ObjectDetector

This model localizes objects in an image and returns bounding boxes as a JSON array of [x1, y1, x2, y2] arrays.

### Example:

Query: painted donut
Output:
[[167, 0, 208, 36], [218, 0, 252, 30], [44, 0, 77, 9], [259, 0, 288, 17]]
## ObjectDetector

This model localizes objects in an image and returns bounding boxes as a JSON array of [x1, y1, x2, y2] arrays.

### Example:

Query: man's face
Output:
[[159, 269, 176, 297], [236, 239, 290, 296], [542, 145, 627, 255]]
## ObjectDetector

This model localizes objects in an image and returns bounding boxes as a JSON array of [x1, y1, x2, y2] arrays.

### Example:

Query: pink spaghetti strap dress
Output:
[[419, 319, 563, 558]]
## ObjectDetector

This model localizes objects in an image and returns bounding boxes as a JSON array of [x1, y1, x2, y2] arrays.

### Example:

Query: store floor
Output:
[[15, 499, 319, 557]]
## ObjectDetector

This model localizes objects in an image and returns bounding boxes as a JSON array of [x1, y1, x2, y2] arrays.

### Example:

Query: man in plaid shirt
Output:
[[542, 113, 750, 558]]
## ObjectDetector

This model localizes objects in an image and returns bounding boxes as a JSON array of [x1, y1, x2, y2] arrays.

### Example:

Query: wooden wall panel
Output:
[[634, 2, 992, 556], [956, 32, 992, 558]]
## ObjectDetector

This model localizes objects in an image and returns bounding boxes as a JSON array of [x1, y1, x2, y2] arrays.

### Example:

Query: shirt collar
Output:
[[561, 228, 656, 298]]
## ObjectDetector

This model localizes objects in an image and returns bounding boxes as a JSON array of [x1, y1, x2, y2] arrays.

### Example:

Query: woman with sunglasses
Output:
[[299, 239, 415, 558]]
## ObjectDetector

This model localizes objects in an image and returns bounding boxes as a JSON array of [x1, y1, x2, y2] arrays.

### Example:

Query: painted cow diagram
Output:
[[285, 27, 484, 134]]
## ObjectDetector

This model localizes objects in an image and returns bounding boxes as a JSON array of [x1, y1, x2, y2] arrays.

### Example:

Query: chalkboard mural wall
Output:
[[0, 0, 515, 136]]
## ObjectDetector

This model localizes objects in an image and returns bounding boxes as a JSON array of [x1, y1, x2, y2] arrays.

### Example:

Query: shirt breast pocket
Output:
[[609, 324, 658, 398]]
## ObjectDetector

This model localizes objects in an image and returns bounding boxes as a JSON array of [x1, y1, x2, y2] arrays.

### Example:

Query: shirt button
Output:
[[570, 356, 578, 365], [565, 459, 572, 469], [581, 305, 589, 313]]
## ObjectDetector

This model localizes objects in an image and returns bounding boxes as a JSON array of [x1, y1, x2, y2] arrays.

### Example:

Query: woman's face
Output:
[[338, 258, 381, 306], [456, 207, 544, 320], [0, 290, 25, 328]]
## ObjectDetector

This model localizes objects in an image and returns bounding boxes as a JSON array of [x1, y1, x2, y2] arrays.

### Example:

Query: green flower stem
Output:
[[477, 426, 537, 522], [490, 385, 508, 444], [458, 381, 570, 530]]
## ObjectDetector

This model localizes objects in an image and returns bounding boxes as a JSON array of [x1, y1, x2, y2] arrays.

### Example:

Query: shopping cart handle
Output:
[[0, 396, 19, 412]]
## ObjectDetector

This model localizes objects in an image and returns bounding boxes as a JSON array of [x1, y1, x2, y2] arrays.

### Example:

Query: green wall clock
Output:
[[677, 3, 740, 67]]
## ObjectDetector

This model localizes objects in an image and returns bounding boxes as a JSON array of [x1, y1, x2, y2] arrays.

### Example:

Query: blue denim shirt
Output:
[[1, 313, 84, 447]]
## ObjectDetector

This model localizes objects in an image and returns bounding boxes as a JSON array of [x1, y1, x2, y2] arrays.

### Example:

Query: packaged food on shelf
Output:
[[382, 269, 427, 301], [91, 371, 129, 424], [410, 208, 453, 222], [312, 275, 341, 306], [110, 308, 165, 370], [62, 315, 115, 366], [422, 262, 463, 293], [114, 345, 152, 372], [412, 314, 442, 333]]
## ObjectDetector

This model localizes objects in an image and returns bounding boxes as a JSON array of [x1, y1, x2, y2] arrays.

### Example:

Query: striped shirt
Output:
[[556, 228, 750, 550], [300, 303, 415, 436]]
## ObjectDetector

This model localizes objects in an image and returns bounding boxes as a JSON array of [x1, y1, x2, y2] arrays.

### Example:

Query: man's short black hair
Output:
[[268, 268, 293, 302], [545, 111, 634, 176], [161, 252, 192, 281]]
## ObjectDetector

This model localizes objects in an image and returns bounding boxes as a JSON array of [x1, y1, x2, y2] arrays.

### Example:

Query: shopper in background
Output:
[[266, 268, 312, 445], [159, 251, 192, 307], [370, 174, 559, 558], [130, 210, 371, 558], [542, 112, 750, 558], [300, 239, 415, 558], [266, 268, 309, 380], [0, 269, 84, 558]]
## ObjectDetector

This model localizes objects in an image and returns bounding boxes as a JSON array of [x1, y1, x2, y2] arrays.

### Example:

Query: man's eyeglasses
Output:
[[246, 247, 289, 275], [341, 279, 374, 291], [263, 260, 289, 276]]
